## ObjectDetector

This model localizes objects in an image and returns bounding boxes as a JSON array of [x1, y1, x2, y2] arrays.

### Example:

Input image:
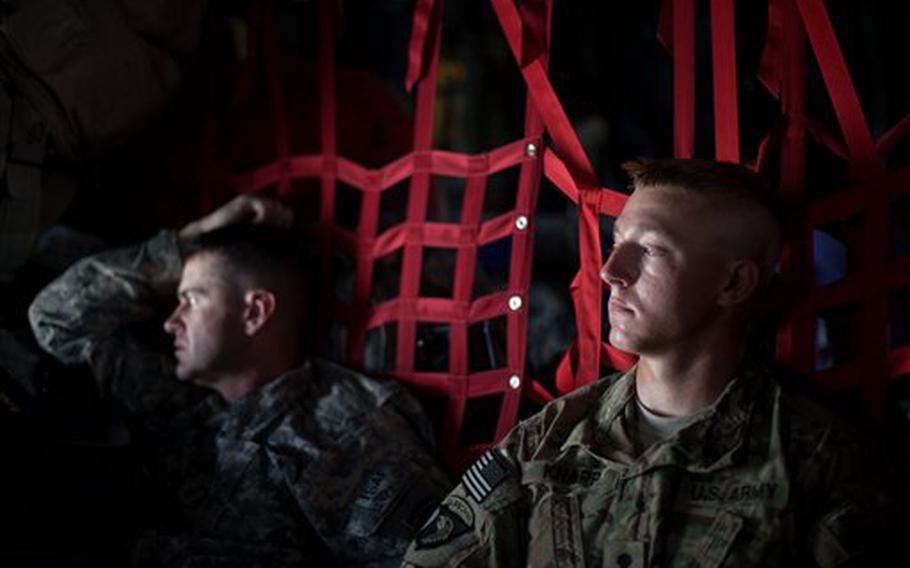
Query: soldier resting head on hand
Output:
[[29, 194, 449, 567]]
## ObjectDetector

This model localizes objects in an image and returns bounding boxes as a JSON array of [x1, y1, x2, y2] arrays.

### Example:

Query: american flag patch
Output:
[[461, 450, 511, 503]]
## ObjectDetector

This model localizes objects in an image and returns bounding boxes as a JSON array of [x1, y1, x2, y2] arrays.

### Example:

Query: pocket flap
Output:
[[697, 511, 743, 567]]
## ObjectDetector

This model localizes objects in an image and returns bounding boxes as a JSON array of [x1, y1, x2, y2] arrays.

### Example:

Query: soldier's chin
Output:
[[174, 364, 194, 381], [608, 327, 642, 355]]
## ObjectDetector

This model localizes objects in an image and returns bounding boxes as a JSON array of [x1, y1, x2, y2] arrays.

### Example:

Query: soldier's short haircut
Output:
[[622, 158, 786, 287], [183, 224, 306, 298], [621, 158, 785, 238]]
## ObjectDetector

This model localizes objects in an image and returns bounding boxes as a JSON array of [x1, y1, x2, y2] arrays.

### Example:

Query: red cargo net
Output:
[[196, 0, 909, 471], [198, 0, 551, 472], [752, 0, 910, 415]]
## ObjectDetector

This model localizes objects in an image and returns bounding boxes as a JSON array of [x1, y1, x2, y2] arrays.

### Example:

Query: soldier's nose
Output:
[[163, 311, 181, 334]]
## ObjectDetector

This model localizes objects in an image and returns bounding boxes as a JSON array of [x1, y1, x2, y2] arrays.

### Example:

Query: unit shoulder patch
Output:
[[415, 496, 475, 550]]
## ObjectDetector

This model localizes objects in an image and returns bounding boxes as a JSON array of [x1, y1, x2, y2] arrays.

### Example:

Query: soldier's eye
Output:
[[643, 245, 667, 257]]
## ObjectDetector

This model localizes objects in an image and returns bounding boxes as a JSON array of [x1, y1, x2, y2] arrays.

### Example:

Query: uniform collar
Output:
[[660, 362, 769, 473], [589, 358, 772, 473], [217, 359, 316, 440]]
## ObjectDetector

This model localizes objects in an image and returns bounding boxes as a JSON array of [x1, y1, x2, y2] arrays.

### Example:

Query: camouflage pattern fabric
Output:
[[404, 364, 888, 567], [28, 231, 450, 567]]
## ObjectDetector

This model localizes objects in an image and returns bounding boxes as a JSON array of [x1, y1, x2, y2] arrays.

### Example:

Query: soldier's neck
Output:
[[635, 341, 746, 418], [207, 356, 299, 402]]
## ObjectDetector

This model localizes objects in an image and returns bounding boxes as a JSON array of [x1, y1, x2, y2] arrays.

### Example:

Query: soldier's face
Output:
[[600, 186, 732, 356], [164, 253, 247, 383]]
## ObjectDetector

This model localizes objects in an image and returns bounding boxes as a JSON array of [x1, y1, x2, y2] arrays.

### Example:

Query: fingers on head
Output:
[[232, 194, 293, 227]]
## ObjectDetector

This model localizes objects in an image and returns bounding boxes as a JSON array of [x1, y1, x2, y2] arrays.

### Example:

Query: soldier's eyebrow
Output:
[[613, 219, 676, 242], [177, 286, 208, 299]]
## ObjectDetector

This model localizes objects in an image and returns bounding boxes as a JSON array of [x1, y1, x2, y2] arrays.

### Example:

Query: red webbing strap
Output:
[[448, 153, 485, 463], [802, 116, 847, 159], [542, 147, 581, 202], [754, 115, 786, 172], [755, 114, 852, 177], [524, 376, 555, 405], [397, 0, 565, 468], [489, 0, 597, 190], [710, 0, 739, 162], [543, 148, 627, 217], [399, 0, 442, 366], [404, 0, 551, 467], [796, 0, 889, 415], [658, 0, 696, 158], [761, 0, 903, 416], [490, 0, 608, 392], [405, 0, 437, 92], [663, 0, 737, 160], [779, 166, 909, 322], [773, 0, 813, 375], [575, 188, 604, 379], [400, 0, 448, 455], [556, 341, 637, 394], [794, 0, 880, 179], [876, 112, 910, 154], [519, 0, 547, 67], [758, 0, 784, 99], [328, 142, 540, 471], [451, 165, 485, 391], [493, 0, 638, 392], [497, 0, 551, 445], [673, 0, 696, 158]]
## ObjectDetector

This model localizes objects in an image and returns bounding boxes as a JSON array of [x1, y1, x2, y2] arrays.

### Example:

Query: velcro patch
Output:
[[461, 450, 511, 503]]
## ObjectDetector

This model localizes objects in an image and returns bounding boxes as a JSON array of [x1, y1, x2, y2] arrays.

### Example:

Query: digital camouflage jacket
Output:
[[403, 364, 889, 567], [29, 231, 450, 567]]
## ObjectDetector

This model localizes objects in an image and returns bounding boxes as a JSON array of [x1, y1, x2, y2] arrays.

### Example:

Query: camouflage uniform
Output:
[[28, 231, 450, 567], [404, 364, 887, 567]]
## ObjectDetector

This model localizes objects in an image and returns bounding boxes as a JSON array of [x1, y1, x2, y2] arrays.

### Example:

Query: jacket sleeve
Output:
[[402, 445, 529, 568], [28, 230, 212, 422], [273, 373, 453, 567]]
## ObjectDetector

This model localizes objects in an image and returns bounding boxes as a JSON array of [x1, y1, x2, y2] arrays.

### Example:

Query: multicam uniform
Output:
[[404, 364, 887, 567], [28, 231, 450, 567]]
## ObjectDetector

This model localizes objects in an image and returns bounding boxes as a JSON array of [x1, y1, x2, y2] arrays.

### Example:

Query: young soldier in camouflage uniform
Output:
[[29, 194, 449, 567], [403, 159, 889, 567]]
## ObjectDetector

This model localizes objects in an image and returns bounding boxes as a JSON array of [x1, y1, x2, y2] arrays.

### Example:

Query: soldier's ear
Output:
[[242, 289, 276, 336], [717, 260, 760, 307]]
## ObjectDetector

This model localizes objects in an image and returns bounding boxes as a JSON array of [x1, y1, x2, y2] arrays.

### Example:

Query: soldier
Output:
[[403, 158, 889, 567], [29, 194, 449, 567]]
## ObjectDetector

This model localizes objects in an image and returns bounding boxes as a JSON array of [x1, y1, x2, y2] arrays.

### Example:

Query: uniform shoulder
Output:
[[261, 358, 410, 446], [306, 357, 404, 411], [312, 357, 437, 443], [537, 371, 622, 421], [774, 369, 867, 456], [500, 372, 623, 460]]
